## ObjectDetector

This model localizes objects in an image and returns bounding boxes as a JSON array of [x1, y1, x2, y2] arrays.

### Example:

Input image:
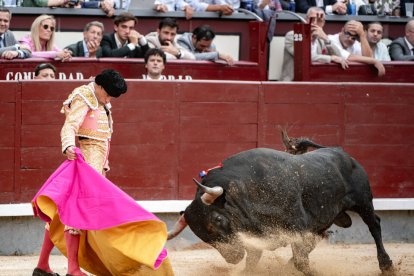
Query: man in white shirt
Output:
[[327, 20, 385, 76], [366, 22, 391, 61]]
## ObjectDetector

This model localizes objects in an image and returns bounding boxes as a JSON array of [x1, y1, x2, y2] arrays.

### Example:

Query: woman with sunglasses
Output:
[[19, 14, 72, 61]]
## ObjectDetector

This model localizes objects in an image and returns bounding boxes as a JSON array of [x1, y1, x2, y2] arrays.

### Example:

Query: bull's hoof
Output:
[[380, 264, 396, 275]]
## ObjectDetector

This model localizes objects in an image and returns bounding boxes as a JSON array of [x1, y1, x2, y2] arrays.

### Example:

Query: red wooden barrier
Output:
[[0, 80, 413, 203]]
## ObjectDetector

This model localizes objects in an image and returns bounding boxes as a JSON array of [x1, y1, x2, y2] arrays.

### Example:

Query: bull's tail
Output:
[[281, 129, 326, 155]]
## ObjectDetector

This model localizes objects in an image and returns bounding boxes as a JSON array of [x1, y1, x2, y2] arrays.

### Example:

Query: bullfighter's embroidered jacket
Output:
[[60, 82, 113, 153]]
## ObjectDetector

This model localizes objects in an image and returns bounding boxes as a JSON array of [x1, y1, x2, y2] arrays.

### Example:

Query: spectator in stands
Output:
[[65, 21, 104, 58], [0, 8, 31, 59], [154, 0, 194, 20], [177, 24, 234, 65], [389, 19, 414, 61], [296, 0, 348, 14], [19, 14, 72, 61], [34, 63, 57, 79], [21, 0, 118, 17], [281, 7, 348, 81], [143, 48, 167, 80], [22, 0, 72, 8], [372, 0, 400, 15], [185, 0, 235, 16], [101, 12, 149, 58], [328, 20, 373, 58], [327, 20, 385, 76], [145, 18, 195, 60], [366, 22, 391, 61], [255, 0, 290, 21]]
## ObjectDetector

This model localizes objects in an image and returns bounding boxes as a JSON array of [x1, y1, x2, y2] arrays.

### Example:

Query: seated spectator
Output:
[[328, 20, 373, 58], [296, 0, 347, 14], [143, 48, 167, 80], [0, 8, 31, 59], [21, 0, 120, 16], [34, 63, 56, 80], [327, 20, 385, 76], [366, 22, 391, 61], [185, 0, 235, 15], [177, 24, 234, 65], [154, 0, 194, 20], [372, 0, 400, 15], [145, 18, 195, 60], [255, 0, 290, 21], [65, 21, 104, 58], [22, 0, 71, 7], [101, 12, 149, 58], [19, 14, 72, 61], [281, 7, 348, 81], [389, 19, 414, 61]]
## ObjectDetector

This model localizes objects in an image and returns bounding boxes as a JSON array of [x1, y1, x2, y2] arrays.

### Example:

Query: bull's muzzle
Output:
[[167, 214, 188, 240]]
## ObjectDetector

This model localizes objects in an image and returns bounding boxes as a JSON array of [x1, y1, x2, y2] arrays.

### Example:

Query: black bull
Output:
[[168, 147, 394, 274]]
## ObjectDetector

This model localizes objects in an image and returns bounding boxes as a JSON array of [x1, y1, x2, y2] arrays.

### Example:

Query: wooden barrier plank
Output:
[[263, 83, 342, 104], [346, 104, 413, 124], [179, 82, 259, 102], [345, 125, 414, 145]]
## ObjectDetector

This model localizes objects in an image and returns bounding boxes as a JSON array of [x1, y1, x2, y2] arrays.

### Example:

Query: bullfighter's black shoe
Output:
[[32, 267, 60, 276]]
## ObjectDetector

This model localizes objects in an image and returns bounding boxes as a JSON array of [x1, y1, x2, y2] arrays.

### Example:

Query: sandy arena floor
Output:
[[0, 242, 413, 276]]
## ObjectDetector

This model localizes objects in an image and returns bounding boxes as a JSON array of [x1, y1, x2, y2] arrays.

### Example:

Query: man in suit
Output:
[[65, 21, 104, 58], [100, 12, 149, 58], [281, 7, 347, 81], [296, 0, 347, 14], [0, 8, 31, 59], [389, 19, 414, 61]]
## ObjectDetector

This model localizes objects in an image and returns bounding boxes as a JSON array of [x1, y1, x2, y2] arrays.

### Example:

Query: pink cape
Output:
[[32, 148, 168, 271]]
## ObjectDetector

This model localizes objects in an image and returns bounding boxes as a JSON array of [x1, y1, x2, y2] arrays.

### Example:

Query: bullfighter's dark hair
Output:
[[158, 17, 179, 31], [95, 69, 127, 98], [144, 48, 167, 64], [113, 12, 137, 26], [192, 25, 215, 42]]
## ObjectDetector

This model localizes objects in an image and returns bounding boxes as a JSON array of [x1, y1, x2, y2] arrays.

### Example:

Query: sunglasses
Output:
[[343, 31, 359, 41], [42, 24, 55, 32]]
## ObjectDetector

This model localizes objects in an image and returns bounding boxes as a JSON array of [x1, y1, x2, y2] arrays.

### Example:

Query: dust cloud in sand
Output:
[[0, 242, 413, 275]]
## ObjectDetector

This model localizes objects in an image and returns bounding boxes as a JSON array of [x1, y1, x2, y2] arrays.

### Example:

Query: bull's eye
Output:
[[215, 216, 222, 223]]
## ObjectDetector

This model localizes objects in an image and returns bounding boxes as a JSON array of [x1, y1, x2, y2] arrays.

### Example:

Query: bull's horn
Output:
[[167, 214, 188, 240], [193, 178, 224, 205]]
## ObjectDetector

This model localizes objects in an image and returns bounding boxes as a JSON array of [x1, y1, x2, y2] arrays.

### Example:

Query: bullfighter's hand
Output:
[[65, 146, 76, 160]]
